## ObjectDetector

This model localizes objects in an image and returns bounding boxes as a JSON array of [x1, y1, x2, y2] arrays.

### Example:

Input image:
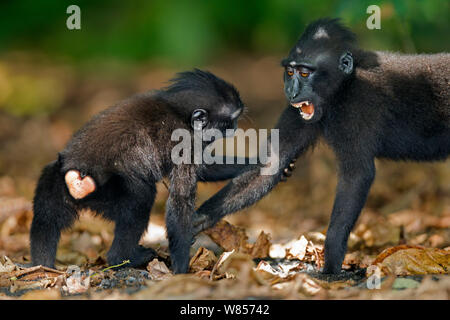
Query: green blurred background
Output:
[[1, 0, 448, 64], [0, 0, 448, 117], [0, 1, 448, 243]]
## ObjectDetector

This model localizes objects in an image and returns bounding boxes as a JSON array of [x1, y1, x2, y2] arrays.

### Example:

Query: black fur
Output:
[[193, 19, 450, 274], [30, 69, 252, 274]]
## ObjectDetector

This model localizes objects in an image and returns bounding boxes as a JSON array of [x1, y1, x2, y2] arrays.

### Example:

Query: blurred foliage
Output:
[[0, 0, 448, 116], [0, 0, 448, 65], [0, 62, 69, 117]]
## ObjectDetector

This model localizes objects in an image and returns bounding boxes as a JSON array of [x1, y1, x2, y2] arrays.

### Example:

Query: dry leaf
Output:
[[369, 245, 450, 276], [146, 258, 172, 281], [194, 270, 213, 279], [0, 256, 18, 273], [63, 273, 90, 294], [305, 231, 326, 244], [205, 220, 272, 258], [342, 251, 366, 270], [269, 243, 287, 259], [248, 231, 271, 258], [253, 260, 283, 285], [253, 260, 298, 285], [213, 250, 256, 281], [355, 217, 400, 247], [215, 250, 254, 275], [269, 234, 324, 267], [189, 247, 217, 273], [286, 236, 308, 260], [0, 264, 65, 292], [205, 220, 248, 252]]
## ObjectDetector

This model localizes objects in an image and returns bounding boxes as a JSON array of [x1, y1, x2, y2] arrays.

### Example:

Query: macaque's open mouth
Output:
[[291, 101, 315, 120]]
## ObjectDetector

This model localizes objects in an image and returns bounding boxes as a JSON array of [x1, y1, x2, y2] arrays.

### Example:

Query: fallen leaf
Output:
[[253, 260, 297, 285], [146, 258, 172, 281], [305, 231, 326, 245], [269, 243, 286, 259], [63, 270, 91, 294], [205, 220, 248, 252], [285, 236, 308, 260], [194, 270, 213, 279], [189, 247, 217, 273], [63, 277, 89, 294], [205, 220, 272, 259], [0, 256, 18, 273], [0, 264, 65, 291], [342, 251, 364, 270], [369, 245, 450, 276], [254, 260, 282, 284], [247, 231, 271, 258], [214, 250, 254, 277], [212, 249, 263, 285], [355, 217, 400, 247]]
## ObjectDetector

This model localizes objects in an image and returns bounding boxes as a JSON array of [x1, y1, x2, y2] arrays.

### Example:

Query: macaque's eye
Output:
[[286, 67, 294, 77], [191, 109, 209, 130], [300, 67, 311, 78]]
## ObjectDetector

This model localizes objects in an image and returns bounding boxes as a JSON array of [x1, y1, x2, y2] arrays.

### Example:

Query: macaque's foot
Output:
[[107, 246, 157, 268], [309, 267, 366, 282], [65, 170, 96, 199], [322, 264, 342, 275], [129, 246, 158, 267]]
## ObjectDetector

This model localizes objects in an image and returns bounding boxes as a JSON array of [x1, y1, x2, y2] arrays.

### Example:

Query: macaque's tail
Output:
[[30, 159, 77, 267]]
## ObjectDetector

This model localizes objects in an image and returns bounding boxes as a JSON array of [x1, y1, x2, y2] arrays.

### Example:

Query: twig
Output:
[[9, 265, 64, 280], [90, 260, 130, 277]]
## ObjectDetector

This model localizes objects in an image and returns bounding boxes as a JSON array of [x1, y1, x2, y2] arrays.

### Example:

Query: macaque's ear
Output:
[[191, 109, 209, 130], [339, 51, 354, 74]]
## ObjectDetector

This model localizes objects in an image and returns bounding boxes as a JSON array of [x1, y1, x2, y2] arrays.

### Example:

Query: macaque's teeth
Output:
[[301, 113, 314, 120], [291, 100, 311, 109], [299, 109, 314, 120], [292, 100, 314, 120]]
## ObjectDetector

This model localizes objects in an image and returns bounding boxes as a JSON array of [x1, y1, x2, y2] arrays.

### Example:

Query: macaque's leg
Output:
[[323, 159, 375, 274], [106, 181, 157, 267], [31, 162, 78, 267]]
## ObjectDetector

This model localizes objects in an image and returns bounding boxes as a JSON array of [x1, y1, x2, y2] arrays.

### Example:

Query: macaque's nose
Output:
[[288, 91, 299, 100], [286, 78, 300, 101]]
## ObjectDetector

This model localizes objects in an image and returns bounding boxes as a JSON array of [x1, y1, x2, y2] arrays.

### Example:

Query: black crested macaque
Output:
[[193, 18, 450, 274], [30, 69, 255, 274]]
